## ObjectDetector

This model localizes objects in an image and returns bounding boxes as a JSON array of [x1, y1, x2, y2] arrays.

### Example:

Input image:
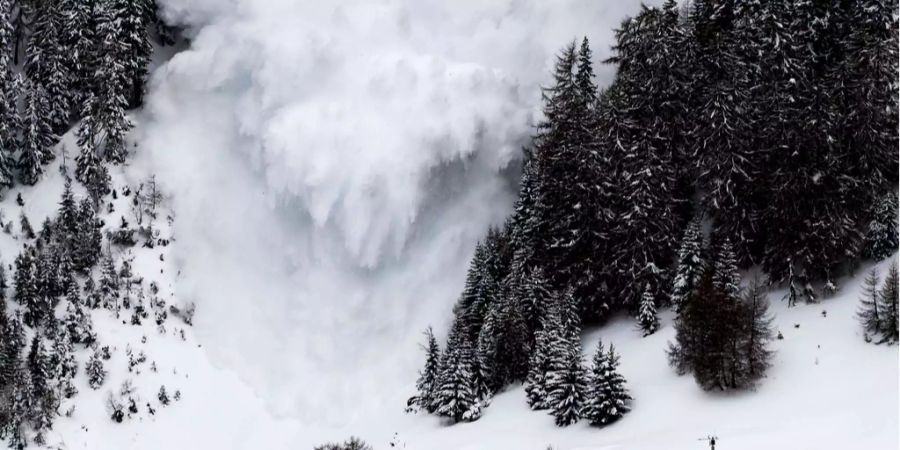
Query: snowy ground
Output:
[[5, 0, 894, 448]]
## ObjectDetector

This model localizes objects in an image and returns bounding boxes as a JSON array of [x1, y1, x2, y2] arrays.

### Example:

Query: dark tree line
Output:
[[0, 0, 170, 199], [408, 0, 897, 426]]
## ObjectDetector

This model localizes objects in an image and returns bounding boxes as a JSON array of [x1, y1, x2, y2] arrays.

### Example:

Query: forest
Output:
[[407, 0, 898, 429]]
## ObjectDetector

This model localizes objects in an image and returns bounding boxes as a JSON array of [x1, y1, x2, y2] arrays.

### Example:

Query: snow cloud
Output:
[[137, 0, 654, 425]]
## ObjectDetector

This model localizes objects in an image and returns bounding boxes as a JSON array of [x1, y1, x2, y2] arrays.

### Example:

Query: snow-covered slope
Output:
[[23, 1, 890, 449]]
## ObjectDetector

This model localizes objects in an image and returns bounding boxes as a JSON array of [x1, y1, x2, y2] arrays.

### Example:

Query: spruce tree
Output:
[[862, 191, 899, 262], [712, 238, 741, 298], [671, 216, 705, 310], [433, 324, 481, 423], [637, 285, 659, 337], [877, 262, 899, 344], [0, 66, 16, 192], [64, 281, 94, 344], [75, 93, 112, 201], [111, 0, 152, 107], [530, 40, 607, 316], [20, 212, 35, 240], [408, 327, 440, 413], [25, 0, 71, 132], [544, 294, 585, 427], [858, 268, 883, 341], [582, 341, 632, 426], [15, 248, 44, 327], [19, 82, 57, 185], [86, 349, 106, 389], [741, 278, 774, 382]]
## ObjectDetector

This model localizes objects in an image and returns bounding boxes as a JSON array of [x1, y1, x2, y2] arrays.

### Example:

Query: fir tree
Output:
[[544, 294, 585, 427], [0, 66, 17, 192], [433, 324, 481, 423], [408, 327, 440, 413], [19, 82, 57, 185], [741, 278, 774, 382], [877, 262, 899, 344], [25, 0, 71, 132], [86, 350, 106, 389], [15, 248, 44, 327], [75, 94, 112, 201], [64, 281, 94, 344], [858, 268, 883, 340], [712, 238, 741, 298], [19, 212, 35, 240], [862, 191, 899, 262], [637, 285, 659, 337], [582, 341, 632, 426], [671, 216, 705, 310]]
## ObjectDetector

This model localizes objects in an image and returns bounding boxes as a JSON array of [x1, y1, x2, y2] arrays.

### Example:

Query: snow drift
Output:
[[137, 0, 657, 424]]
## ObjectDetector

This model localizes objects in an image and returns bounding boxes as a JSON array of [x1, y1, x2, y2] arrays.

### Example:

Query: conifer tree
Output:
[[671, 216, 705, 311], [582, 340, 632, 426], [86, 350, 106, 389], [26, 0, 71, 132], [637, 285, 659, 337], [862, 191, 899, 262], [858, 268, 883, 340], [111, 0, 152, 107], [544, 293, 585, 427], [712, 238, 741, 298], [530, 40, 607, 316], [0, 66, 16, 192], [72, 198, 102, 270], [15, 248, 44, 327], [524, 323, 551, 410], [548, 347, 585, 427], [64, 281, 94, 344], [75, 94, 112, 200], [877, 262, 899, 344], [20, 212, 35, 240], [19, 82, 57, 185], [51, 327, 78, 398], [408, 327, 440, 413], [433, 324, 481, 423], [741, 278, 774, 382]]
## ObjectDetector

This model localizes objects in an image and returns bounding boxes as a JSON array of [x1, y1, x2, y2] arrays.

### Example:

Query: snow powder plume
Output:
[[136, 0, 656, 425]]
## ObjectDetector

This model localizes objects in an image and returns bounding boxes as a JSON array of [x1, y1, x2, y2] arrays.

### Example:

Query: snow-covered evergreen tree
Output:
[[862, 191, 899, 262], [877, 262, 899, 344], [19, 82, 57, 185], [858, 268, 883, 341], [433, 324, 481, 423], [408, 327, 440, 413], [637, 285, 659, 337], [741, 278, 774, 382], [582, 340, 631, 426], [712, 238, 741, 298], [86, 350, 106, 390], [671, 216, 705, 310]]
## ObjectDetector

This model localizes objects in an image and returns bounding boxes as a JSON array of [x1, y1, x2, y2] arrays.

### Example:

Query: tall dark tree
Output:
[[862, 191, 899, 262], [637, 285, 659, 337], [19, 82, 57, 185], [858, 268, 883, 341], [530, 40, 607, 317], [26, 0, 72, 132], [582, 340, 632, 427], [741, 278, 774, 382], [878, 262, 899, 344], [408, 327, 440, 413], [671, 216, 705, 310], [433, 323, 481, 423]]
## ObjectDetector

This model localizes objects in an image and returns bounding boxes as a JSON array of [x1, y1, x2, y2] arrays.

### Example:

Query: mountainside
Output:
[[0, 0, 897, 449]]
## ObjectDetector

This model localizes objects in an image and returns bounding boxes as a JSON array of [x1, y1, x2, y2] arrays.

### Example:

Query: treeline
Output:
[[0, 0, 173, 199], [408, 0, 897, 427]]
